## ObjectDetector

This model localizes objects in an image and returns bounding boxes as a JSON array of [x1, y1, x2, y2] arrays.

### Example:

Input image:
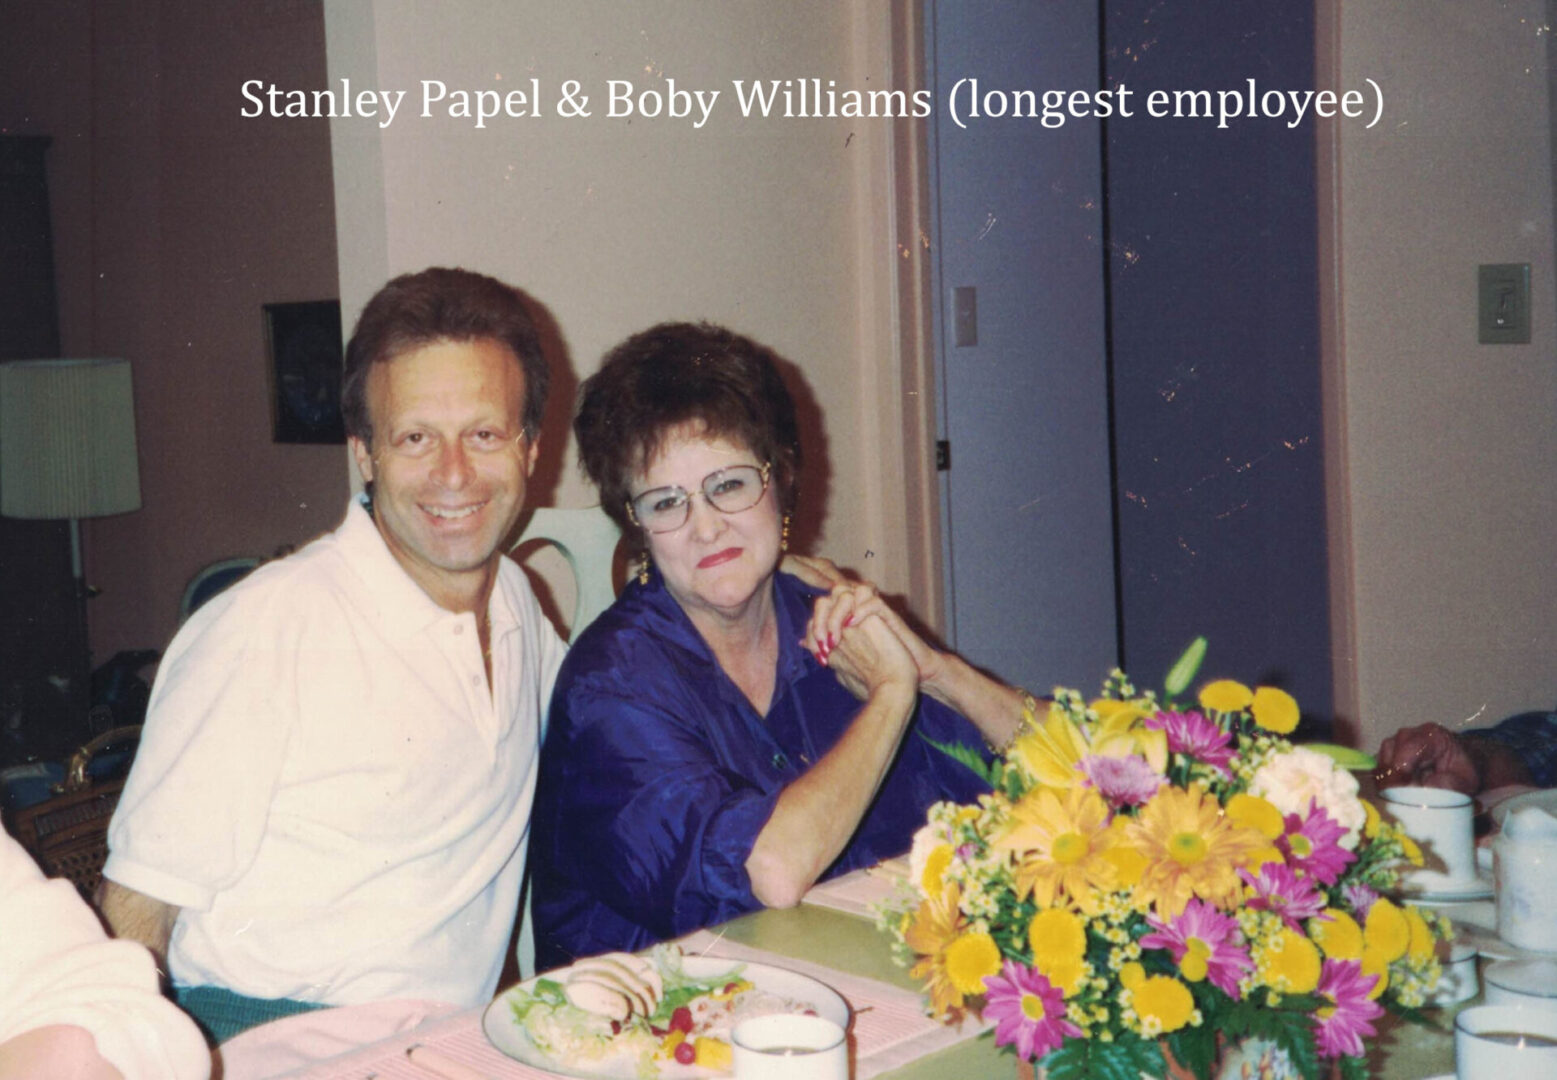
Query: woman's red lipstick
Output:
[[698, 547, 742, 569]]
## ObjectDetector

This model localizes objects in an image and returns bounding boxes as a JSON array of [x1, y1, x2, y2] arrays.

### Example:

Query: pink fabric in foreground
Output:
[[217, 999, 461, 1079]]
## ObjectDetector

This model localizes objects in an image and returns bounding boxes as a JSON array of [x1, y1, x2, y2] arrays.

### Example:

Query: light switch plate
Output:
[[1478, 263, 1531, 344]]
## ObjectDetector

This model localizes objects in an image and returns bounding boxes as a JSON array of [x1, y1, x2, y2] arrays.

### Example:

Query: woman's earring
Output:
[[780, 513, 792, 553], [637, 551, 652, 586]]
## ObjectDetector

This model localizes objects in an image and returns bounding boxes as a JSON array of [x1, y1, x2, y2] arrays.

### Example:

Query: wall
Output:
[[1, 1, 348, 667], [1325, 0, 1557, 748], [323, 1, 927, 623]]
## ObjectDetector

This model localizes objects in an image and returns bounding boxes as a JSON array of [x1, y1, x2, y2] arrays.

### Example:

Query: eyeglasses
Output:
[[627, 462, 771, 534]]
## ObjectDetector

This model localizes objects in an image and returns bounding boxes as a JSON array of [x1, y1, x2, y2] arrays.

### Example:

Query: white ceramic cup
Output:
[[1494, 806, 1557, 953], [1455, 1003, 1557, 1077], [1381, 785, 1476, 885], [1485, 959, 1557, 1012], [732, 1014, 848, 1080], [1425, 943, 1479, 1006]]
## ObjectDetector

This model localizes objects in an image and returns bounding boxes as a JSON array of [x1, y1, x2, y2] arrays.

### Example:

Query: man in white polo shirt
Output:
[[100, 267, 566, 1042]]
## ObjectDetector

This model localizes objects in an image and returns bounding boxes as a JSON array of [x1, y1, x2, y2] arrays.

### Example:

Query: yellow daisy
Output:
[[1198, 680, 1253, 713], [1363, 898, 1410, 964], [905, 884, 972, 1017], [1255, 927, 1321, 994], [1250, 686, 1300, 734], [944, 931, 1002, 996], [1028, 907, 1088, 996], [1225, 793, 1285, 840], [1308, 908, 1364, 961], [920, 843, 955, 895], [994, 784, 1117, 912], [1133, 975, 1195, 1034], [1100, 816, 1148, 890], [1404, 906, 1436, 963], [1360, 945, 1391, 999], [1128, 784, 1268, 916]]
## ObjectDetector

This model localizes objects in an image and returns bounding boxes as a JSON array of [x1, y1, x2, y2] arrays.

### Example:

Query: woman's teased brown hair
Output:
[[575, 322, 800, 540]]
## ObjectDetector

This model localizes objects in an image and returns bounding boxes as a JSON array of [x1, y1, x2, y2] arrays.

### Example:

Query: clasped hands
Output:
[[800, 581, 942, 703]]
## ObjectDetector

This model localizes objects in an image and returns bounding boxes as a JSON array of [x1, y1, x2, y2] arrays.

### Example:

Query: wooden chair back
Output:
[[10, 726, 140, 899]]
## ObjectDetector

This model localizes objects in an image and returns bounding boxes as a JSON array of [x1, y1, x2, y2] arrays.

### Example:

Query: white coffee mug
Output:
[[1485, 959, 1557, 1011], [732, 1014, 848, 1080], [1455, 1003, 1557, 1077], [1380, 785, 1476, 885], [1494, 806, 1557, 953]]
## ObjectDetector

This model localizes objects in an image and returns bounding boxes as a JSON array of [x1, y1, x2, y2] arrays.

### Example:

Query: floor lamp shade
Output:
[[0, 358, 142, 520]]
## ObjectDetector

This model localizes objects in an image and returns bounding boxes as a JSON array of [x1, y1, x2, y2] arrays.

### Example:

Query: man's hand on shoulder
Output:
[[780, 553, 851, 591]]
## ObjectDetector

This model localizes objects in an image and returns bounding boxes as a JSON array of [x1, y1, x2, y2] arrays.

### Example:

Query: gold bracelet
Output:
[[988, 691, 1040, 756]]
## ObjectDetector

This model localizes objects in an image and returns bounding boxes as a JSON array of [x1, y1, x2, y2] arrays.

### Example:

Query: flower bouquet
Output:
[[878, 640, 1449, 1080]]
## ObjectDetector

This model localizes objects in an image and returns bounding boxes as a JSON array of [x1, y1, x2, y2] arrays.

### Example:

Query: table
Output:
[[224, 892, 1476, 1079]]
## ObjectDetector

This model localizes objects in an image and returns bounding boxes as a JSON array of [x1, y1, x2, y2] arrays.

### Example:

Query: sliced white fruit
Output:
[[574, 953, 662, 1010], [568, 967, 651, 1018], [610, 952, 665, 1002], [563, 977, 632, 1022]]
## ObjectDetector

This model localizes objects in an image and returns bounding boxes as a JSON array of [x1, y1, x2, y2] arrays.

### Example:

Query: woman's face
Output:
[[634, 427, 782, 622]]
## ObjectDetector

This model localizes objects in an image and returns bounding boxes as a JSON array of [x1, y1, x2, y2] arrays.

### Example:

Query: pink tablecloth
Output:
[[218, 933, 984, 1080]]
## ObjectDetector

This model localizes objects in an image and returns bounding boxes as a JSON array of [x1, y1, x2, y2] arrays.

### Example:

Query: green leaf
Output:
[[1163, 636, 1208, 698], [1042, 1039, 1161, 1080], [1383, 999, 1450, 1035], [919, 734, 996, 785], [1220, 1000, 1321, 1080], [1165, 1025, 1219, 1080], [1338, 1053, 1371, 1080], [1300, 742, 1376, 770]]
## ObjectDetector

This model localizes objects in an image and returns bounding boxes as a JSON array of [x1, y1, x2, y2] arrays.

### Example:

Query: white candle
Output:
[[732, 1014, 848, 1080], [1454, 1004, 1557, 1078]]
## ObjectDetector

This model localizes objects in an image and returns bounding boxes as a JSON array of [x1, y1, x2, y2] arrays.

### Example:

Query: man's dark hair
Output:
[[575, 321, 800, 541], [341, 267, 549, 447]]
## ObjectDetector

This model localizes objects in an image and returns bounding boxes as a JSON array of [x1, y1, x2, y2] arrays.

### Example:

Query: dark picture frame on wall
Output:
[[264, 299, 346, 444]]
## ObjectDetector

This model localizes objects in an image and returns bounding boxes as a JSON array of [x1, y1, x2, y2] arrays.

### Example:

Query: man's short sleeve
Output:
[[103, 585, 303, 911]]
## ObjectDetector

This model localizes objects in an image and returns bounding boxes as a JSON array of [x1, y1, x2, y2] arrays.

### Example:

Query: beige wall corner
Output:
[[1315, 0, 1360, 744], [1333, 0, 1557, 750]]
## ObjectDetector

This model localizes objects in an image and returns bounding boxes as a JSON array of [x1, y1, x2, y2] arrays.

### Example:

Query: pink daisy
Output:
[[1313, 959, 1385, 1058], [1077, 753, 1165, 806], [1140, 899, 1254, 998], [1144, 710, 1236, 772], [1277, 801, 1356, 886], [1340, 881, 1379, 922], [1240, 861, 1327, 932], [982, 960, 1083, 1062]]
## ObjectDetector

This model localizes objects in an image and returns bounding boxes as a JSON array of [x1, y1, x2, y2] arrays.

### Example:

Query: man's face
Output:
[[350, 337, 539, 611]]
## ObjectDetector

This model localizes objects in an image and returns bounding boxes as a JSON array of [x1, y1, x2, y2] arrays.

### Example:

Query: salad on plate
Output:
[[488, 944, 844, 1078]]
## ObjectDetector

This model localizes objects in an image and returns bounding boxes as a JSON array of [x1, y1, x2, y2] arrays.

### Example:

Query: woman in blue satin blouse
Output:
[[529, 322, 1032, 968]]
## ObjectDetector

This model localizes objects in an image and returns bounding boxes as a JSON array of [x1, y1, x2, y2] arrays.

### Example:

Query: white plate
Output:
[[1492, 788, 1557, 829], [482, 956, 851, 1079]]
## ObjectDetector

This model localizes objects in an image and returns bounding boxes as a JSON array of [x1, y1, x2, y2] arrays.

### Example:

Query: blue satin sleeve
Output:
[[544, 684, 781, 941]]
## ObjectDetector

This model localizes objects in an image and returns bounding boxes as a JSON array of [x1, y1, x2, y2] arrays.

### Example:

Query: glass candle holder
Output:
[[731, 1014, 848, 1080]]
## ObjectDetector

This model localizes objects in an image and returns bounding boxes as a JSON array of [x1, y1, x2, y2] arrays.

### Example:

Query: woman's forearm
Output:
[[920, 650, 1031, 752], [744, 681, 918, 909]]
